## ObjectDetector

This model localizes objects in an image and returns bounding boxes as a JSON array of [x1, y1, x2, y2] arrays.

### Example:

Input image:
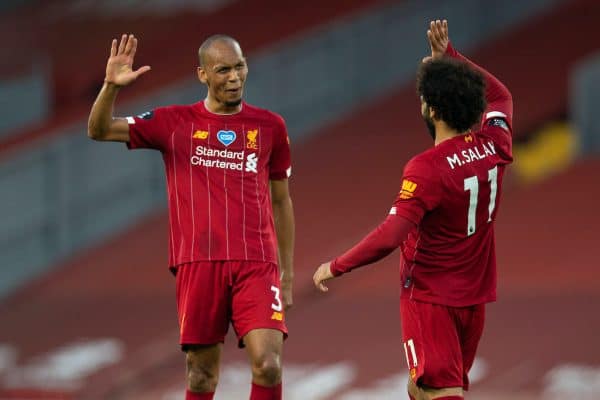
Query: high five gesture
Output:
[[422, 19, 449, 63], [105, 34, 151, 87]]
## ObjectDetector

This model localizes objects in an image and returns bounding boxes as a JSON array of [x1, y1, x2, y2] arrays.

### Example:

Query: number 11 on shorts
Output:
[[403, 338, 418, 368]]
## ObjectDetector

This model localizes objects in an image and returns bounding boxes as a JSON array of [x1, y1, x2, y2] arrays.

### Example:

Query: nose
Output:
[[228, 69, 240, 82]]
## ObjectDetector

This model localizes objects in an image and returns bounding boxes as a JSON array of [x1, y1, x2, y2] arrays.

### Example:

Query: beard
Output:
[[224, 98, 242, 107], [423, 112, 436, 140]]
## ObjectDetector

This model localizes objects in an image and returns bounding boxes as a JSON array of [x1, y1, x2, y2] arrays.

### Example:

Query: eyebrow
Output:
[[212, 59, 246, 71]]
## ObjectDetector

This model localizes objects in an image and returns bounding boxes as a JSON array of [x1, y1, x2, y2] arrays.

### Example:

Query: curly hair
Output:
[[417, 58, 486, 132]]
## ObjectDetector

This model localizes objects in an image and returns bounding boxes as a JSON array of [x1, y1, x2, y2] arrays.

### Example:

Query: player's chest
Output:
[[169, 122, 271, 176]]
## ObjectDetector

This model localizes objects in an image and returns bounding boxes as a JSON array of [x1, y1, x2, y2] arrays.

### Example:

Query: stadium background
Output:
[[1, 0, 599, 398]]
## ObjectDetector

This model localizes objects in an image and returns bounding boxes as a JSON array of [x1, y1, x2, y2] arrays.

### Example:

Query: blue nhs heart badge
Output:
[[217, 130, 236, 147]]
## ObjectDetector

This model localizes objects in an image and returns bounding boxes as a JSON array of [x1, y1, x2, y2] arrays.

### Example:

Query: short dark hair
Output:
[[417, 58, 486, 132], [198, 34, 240, 67]]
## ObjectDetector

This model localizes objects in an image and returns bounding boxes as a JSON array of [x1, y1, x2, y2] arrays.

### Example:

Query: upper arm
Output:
[[126, 107, 175, 151], [269, 115, 292, 180], [482, 73, 513, 133], [391, 158, 441, 226], [270, 179, 291, 205], [100, 118, 131, 142]]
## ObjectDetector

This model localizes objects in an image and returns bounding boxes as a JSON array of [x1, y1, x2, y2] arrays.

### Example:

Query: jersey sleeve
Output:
[[126, 106, 176, 152], [391, 157, 442, 226], [330, 215, 415, 276], [445, 42, 513, 134], [269, 114, 292, 180]]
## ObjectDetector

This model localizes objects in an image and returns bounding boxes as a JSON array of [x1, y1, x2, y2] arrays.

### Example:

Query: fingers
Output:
[[124, 34, 135, 55], [117, 33, 127, 54], [110, 39, 117, 57], [426, 29, 435, 47], [114, 34, 138, 56], [442, 19, 448, 39], [130, 36, 138, 56], [317, 280, 329, 292], [284, 300, 293, 311], [312, 271, 328, 292], [429, 20, 443, 45], [134, 65, 151, 77]]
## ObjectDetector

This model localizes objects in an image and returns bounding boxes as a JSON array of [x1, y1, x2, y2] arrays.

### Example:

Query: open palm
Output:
[[105, 34, 150, 87]]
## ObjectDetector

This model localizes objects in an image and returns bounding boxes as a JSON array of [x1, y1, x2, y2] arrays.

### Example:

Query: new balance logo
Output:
[[402, 180, 417, 192], [245, 153, 258, 173], [399, 179, 417, 199], [271, 312, 283, 321], [193, 130, 209, 139]]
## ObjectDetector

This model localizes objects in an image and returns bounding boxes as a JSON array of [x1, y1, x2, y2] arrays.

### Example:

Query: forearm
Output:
[[331, 215, 415, 276], [273, 197, 295, 280], [88, 82, 128, 141], [445, 42, 512, 117]]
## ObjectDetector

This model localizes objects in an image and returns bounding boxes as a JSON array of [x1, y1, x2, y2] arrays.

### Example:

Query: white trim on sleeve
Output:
[[485, 111, 507, 120]]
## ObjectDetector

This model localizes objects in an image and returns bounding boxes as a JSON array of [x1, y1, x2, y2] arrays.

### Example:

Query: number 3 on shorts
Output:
[[270, 285, 282, 312]]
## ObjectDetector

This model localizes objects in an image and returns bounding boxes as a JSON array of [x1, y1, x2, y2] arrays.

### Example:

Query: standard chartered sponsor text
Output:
[[191, 145, 257, 173]]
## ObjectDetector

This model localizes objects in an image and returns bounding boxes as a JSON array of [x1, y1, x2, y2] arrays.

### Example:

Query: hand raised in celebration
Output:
[[105, 34, 151, 87], [422, 19, 449, 63]]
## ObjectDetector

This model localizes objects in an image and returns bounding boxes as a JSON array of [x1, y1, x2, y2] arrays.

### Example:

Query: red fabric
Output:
[[186, 390, 214, 399], [176, 261, 287, 347], [330, 215, 415, 276], [394, 44, 513, 307], [250, 382, 282, 400], [127, 101, 291, 268], [401, 299, 484, 391], [332, 43, 513, 307]]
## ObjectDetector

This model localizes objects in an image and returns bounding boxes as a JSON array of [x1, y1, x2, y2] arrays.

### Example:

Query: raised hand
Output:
[[105, 34, 151, 87], [423, 19, 449, 63]]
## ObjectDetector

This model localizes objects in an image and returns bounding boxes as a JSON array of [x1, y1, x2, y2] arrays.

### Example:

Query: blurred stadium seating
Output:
[[1, 0, 599, 399]]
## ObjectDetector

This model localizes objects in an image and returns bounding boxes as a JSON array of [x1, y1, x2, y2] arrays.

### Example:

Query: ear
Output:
[[429, 106, 438, 120], [197, 67, 207, 84]]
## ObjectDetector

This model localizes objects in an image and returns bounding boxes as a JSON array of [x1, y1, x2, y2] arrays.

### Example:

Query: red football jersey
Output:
[[394, 111, 512, 307], [392, 44, 513, 307], [126, 101, 291, 269], [330, 43, 513, 307]]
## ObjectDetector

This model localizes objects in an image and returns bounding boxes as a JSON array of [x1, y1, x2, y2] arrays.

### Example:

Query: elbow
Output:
[[87, 121, 105, 141], [87, 128, 99, 141]]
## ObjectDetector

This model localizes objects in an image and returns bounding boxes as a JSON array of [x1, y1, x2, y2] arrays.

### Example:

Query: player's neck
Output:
[[203, 97, 243, 115], [434, 122, 462, 146]]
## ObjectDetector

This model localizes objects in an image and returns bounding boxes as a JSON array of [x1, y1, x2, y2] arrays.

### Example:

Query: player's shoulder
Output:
[[143, 103, 192, 118], [404, 149, 438, 175], [164, 103, 198, 116], [410, 145, 439, 165], [243, 102, 286, 127]]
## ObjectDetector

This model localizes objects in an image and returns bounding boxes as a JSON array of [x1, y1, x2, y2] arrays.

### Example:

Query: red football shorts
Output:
[[400, 298, 485, 390], [174, 261, 288, 348]]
